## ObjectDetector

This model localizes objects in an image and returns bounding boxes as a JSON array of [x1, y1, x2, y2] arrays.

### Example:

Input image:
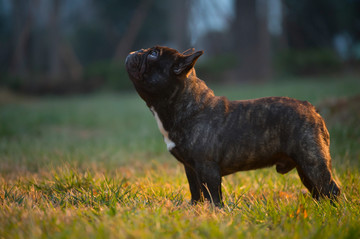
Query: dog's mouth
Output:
[[125, 51, 147, 82]]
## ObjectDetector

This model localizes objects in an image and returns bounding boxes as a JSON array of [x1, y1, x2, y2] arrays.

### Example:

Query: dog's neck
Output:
[[149, 69, 217, 132]]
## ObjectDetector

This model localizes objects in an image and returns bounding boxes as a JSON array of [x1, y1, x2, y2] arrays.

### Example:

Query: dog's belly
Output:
[[217, 124, 295, 176], [220, 152, 296, 176]]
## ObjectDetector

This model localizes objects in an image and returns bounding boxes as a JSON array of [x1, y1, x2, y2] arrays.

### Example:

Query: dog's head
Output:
[[125, 46, 203, 101]]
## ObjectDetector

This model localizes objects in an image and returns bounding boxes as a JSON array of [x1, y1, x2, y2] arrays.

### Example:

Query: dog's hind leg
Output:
[[296, 166, 320, 199], [195, 160, 223, 206], [294, 142, 340, 200]]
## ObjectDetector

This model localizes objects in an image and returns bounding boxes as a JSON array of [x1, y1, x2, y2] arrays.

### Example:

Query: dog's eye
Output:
[[148, 50, 158, 60]]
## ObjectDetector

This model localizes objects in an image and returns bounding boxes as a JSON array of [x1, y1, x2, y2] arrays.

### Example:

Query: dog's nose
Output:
[[125, 52, 136, 65]]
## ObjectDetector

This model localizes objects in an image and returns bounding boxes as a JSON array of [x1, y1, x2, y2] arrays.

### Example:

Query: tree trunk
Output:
[[170, 0, 190, 51], [59, 42, 83, 82], [233, 0, 272, 81], [113, 0, 153, 63], [48, 0, 61, 81], [11, 0, 32, 78]]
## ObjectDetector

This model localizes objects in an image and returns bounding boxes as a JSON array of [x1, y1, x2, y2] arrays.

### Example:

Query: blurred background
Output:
[[0, 0, 359, 194], [1, 2, 360, 236], [0, 0, 359, 94]]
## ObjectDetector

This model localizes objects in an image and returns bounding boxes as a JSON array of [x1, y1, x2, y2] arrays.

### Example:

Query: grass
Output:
[[1, 76, 360, 238]]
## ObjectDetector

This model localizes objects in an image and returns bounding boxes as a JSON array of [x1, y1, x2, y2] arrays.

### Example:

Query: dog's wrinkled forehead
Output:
[[152, 46, 181, 59], [154, 46, 196, 59], [155, 45, 178, 53]]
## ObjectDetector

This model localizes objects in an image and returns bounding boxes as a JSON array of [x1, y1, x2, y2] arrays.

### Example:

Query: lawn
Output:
[[1, 76, 360, 238]]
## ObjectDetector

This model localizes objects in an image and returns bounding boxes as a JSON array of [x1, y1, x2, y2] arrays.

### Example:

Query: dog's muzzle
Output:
[[125, 50, 147, 82]]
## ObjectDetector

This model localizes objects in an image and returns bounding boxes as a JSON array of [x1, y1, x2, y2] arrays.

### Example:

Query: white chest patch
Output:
[[150, 107, 176, 151]]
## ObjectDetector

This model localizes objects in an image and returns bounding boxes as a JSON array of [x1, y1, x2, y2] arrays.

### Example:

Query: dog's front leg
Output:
[[197, 161, 223, 207], [184, 165, 202, 204]]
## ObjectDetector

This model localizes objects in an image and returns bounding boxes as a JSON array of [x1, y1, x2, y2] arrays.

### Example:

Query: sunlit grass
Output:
[[1, 163, 360, 238], [0, 76, 359, 238]]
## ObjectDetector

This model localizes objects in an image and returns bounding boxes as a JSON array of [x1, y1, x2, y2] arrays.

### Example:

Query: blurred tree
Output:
[[10, 0, 33, 78], [1, 0, 358, 93], [283, 0, 337, 48], [282, 0, 360, 49], [170, 0, 190, 51], [232, 0, 272, 81], [81, 0, 170, 64], [75, 0, 172, 90], [279, 0, 360, 75], [48, 0, 61, 79], [5, 0, 84, 93], [0, 2, 11, 72], [113, 0, 154, 62]]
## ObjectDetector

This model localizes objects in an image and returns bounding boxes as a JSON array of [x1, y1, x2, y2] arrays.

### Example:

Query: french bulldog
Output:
[[125, 46, 340, 206]]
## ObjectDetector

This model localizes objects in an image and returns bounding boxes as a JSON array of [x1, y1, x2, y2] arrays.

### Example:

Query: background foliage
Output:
[[0, 0, 359, 93]]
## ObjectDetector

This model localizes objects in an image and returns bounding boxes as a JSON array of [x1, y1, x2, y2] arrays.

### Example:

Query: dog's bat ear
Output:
[[174, 50, 203, 75]]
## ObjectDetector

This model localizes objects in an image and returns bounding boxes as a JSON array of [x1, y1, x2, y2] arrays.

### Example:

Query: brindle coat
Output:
[[125, 46, 340, 206]]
